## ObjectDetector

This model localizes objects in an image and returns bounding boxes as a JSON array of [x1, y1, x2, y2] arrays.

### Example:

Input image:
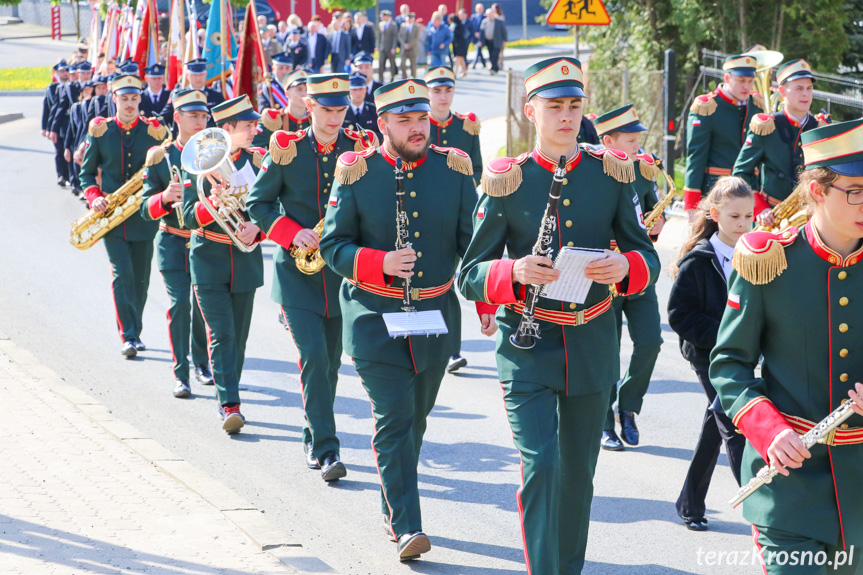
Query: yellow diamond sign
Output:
[[546, 0, 611, 25]]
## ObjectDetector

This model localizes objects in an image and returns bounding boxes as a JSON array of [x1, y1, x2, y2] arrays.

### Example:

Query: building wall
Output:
[[0, 0, 89, 36]]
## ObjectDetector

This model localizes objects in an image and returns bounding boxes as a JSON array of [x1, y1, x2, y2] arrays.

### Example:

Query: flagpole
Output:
[[219, 0, 227, 99]]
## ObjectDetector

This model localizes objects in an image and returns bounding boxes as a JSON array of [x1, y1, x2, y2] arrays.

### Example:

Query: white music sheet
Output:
[[540, 247, 607, 304], [382, 310, 449, 338]]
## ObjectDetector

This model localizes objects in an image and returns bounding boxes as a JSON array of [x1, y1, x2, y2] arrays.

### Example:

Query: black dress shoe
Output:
[[132, 338, 146, 351], [397, 531, 431, 561], [601, 430, 624, 451], [173, 379, 191, 398], [383, 514, 397, 542], [194, 365, 214, 385], [72, 187, 82, 197], [682, 516, 709, 531], [121, 340, 137, 358], [303, 442, 320, 470], [619, 410, 640, 446], [57, 176, 67, 187], [320, 452, 347, 482], [446, 354, 468, 373]]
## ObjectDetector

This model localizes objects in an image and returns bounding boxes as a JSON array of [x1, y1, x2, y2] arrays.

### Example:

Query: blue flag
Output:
[[203, 0, 237, 86]]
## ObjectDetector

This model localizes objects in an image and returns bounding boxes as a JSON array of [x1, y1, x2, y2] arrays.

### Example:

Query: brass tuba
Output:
[[747, 49, 784, 113], [289, 218, 326, 275], [181, 128, 256, 253]]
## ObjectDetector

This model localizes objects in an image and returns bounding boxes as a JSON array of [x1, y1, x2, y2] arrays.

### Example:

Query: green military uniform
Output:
[[247, 120, 374, 464], [711, 118, 863, 574], [319, 79, 483, 551], [424, 67, 483, 177], [181, 96, 265, 417], [457, 57, 660, 575], [605, 154, 663, 438], [684, 54, 761, 211], [79, 74, 167, 346], [140, 136, 209, 383]]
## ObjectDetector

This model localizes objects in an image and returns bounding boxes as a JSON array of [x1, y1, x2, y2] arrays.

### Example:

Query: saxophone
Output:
[[753, 187, 809, 232], [730, 398, 857, 508], [289, 218, 326, 275], [644, 157, 677, 235], [70, 133, 172, 250]]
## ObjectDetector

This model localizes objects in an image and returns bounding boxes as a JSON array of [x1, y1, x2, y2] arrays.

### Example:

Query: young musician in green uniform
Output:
[[254, 68, 311, 148], [247, 74, 376, 481], [320, 79, 496, 561], [140, 89, 214, 398], [79, 74, 168, 357], [732, 59, 828, 227], [182, 94, 265, 434], [457, 57, 660, 575], [684, 55, 761, 218], [593, 104, 665, 451], [711, 119, 863, 574]]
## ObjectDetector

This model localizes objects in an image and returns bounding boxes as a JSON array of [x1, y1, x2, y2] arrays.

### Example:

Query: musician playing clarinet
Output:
[[711, 119, 863, 574], [319, 78, 496, 562], [457, 57, 659, 575]]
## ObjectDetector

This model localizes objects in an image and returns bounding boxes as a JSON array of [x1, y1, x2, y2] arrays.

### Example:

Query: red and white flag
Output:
[[166, 0, 186, 89], [727, 292, 740, 310]]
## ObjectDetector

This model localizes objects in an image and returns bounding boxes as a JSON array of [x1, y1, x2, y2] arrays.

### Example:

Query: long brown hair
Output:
[[672, 176, 752, 277], [796, 167, 839, 215]]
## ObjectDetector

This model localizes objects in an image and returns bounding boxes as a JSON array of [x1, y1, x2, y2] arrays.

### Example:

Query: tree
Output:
[[319, 0, 376, 11], [841, 0, 863, 76]]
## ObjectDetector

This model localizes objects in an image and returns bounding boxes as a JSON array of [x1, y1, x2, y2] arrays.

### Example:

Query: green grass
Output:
[[0, 66, 52, 91], [507, 35, 573, 48]]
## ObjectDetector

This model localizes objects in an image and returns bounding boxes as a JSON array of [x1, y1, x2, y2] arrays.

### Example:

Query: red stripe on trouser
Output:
[[355, 363, 398, 541], [109, 269, 126, 342], [499, 381, 533, 575], [752, 525, 769, 575]]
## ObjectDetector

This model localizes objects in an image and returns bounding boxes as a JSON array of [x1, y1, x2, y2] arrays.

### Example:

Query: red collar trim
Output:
[[231, 149, 243, 162], [380, 144, 426, 170], [430, 114, 452, 128], [531, 147, 581, 174], [174, 140, 185, 151], [316, 137, 336, 155], [114, 115, 139, 130], [288, 111, 309, 123], [805, 220, 863, 267], [717, 85, 746, 106]]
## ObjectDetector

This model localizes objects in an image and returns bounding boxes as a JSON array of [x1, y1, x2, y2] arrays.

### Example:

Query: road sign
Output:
[[546, 0, 611, 25]]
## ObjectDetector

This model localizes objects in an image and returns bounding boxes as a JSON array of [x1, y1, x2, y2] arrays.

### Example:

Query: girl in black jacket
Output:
[[668, 176, 753, 531]]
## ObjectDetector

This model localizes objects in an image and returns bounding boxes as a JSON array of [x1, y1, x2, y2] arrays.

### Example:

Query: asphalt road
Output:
[[1, 79, 756, 575]]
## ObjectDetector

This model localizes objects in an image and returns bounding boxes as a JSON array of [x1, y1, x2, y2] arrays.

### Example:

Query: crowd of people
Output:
[[38, 21, 863, 572]]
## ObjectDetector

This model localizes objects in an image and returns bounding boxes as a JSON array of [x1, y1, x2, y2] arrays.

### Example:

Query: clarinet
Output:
[[394, 158, 416, 312], [729, 398, 857, 508], [510, 155, 567, 350]]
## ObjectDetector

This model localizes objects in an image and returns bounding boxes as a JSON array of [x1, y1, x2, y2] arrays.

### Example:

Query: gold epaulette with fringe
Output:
[[690, 93, 718, 117], [750, 113, 775, 136], [751, 91, 765, 112], [455, 112, 481, 136], [249, 146, 267, 168], [335, 146, 376, 185], [430, 145, 473, 176], [261, 109, 282, 132], [582, 146, 636, 184], [144, 117, 167, 141], [88, 116, 112, 138], [268, 130, 306, 166], [144, 145, 167, 167], [480, 153, 530, 197], [732, 227, 799, 285], [636, 152, 659, 181]]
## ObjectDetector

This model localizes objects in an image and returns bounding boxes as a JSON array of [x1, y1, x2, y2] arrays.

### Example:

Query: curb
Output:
[[0, 330, 337, 575], [0, 90, 42, 96]]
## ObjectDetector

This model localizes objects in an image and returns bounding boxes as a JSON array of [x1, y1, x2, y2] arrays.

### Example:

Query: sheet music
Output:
[[382, 310, 449, 338], [230, 161, 256, 196], [540, 247, 607, 304]]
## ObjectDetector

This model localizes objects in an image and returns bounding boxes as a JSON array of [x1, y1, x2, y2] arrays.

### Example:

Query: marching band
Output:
[[43, 36, 863, 572]]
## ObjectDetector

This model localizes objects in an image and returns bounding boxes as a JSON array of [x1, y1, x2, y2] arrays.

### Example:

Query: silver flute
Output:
[[730, 398, 856, 508]]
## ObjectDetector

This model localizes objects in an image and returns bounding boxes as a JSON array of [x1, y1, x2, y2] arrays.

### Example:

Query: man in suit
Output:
[[286, 28, 309, 69], [139, 64, 169, 119], [352, 12, 376, 57], [479, 8, 506, 75], [262, 24, 282, 68], [328, 16, 352, 74], [395, 3, 410, 26], [344, 72, 381, 140], [469, 3, 487, 69], [397, 13, 421, 79], [378, 10, 399, 83], [352, 52, 382, 103], [306, 20, 329, 73]]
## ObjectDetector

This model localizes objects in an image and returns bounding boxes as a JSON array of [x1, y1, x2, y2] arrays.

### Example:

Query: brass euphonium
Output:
[[747, 49, 784, 113], [181, 128, 256, 253], [289, 218, 327, 275]]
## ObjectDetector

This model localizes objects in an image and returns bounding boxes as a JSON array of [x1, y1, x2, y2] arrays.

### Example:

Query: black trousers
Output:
[[675, 362, 746, 518], [486, 40, 500, 72], [54, 135, 69, 180]]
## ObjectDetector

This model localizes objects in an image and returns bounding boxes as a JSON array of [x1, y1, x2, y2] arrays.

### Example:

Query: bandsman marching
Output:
[[457, 57, 660, 574], [253, 69, 311, 149], [257, 52, 294, 111]]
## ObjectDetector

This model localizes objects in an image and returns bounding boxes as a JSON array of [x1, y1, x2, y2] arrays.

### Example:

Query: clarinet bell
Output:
[[509, 333, 536, 350]]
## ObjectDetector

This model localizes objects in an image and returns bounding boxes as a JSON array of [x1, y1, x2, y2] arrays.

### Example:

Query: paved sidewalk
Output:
[[0, 333, 327, 575]]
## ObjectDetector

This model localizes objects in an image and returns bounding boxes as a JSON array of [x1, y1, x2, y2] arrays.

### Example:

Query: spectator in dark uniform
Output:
[[352, 51, 382, 103], [579, 114, 600, 145], [160, 59, 224, 129], [343, 72, 380, 140], [286, 28, 309, 69], [139, 64, 169, 118]]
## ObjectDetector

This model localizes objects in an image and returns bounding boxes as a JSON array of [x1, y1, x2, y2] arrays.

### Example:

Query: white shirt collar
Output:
[[709, 232, 736, 281]]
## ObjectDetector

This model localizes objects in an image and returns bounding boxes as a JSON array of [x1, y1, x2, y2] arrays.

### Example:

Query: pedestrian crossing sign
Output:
[[546, 0, 611, 25]]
